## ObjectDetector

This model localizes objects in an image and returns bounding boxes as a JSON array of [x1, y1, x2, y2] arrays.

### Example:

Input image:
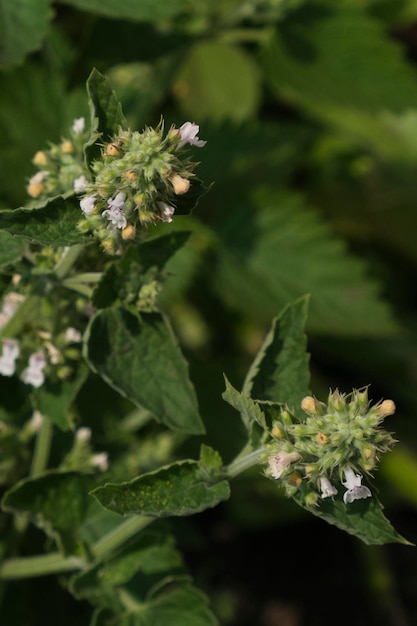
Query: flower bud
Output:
[[61, 140, 74, 153], [122, 223, 137, 240], [27, 182, 44, 198], [124, 169, 138, 183], [301, 395, 320, 415], [170, 173, 190, 195], [271, 423, 284, 438], [316, 432, 328, 445], [105, 143, 121, 157], [33, 151, 48, 166], [376, 399, 396, 418]]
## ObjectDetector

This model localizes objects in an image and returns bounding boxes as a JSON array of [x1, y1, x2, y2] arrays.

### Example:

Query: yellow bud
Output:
[[363, 447, 375, 460], [61, 140, 74, 153], [124, 169, 138, 183], [316, 432, 328, 445], [102, 238, 116, 254], [271, 424, 284, 438], [376, 399, 396, 418], [105, 143, 121, 156], [134, 192, 145, 206], [32, 151, 48, 166], [305, 492, 320, 507], [301, 395, 320, 415], [287, 471, 302, 487], [170, 173, 190, 195], [121, 223, 136, 240], [304, 464, 317, 475], [27, 182, 44, 198]]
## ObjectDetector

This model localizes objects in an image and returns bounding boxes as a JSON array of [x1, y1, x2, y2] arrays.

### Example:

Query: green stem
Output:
[[54, 245, 85, 279], [30, 415, 53, 477], [225, 446, 268, 479], [0, 515, 152, 580], [0, 295, 39, 339]]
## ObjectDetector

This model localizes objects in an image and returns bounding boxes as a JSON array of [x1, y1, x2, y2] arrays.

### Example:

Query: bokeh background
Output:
[[1, 1, 417, 624]]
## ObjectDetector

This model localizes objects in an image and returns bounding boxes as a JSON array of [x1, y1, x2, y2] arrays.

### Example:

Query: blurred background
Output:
[[1, 1, 417, 624]]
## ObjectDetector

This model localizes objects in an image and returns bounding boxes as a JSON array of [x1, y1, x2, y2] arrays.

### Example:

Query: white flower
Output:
[[178, 122, 206, 148], [21, 352, 47, 388], [72, 117, 85, 134], [268, 451, 300, 479], [0, 293, 24, 329], [73, 175, 88, 193], [319, 476, 338, 499], [102, 192, 127, 229], [76, 427, 92, 442], [157, 201, 175, 223], [80, 194, 97, 215], [29, 410, 44, 432], [65, 327, 82, 343], [91, 452, 109, 472], [342, 467, 372, 504], [0, 339, 20, 377]]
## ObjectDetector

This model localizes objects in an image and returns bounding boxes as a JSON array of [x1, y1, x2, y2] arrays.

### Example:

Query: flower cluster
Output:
[[27, 117, 89, 200], [266, 389, 396, 505], [78, 121, 206, 254]]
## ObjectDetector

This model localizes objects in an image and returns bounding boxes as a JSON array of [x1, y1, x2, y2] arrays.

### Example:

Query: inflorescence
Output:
[[27, 117, 206, 254], [265, 389, 396, 506]]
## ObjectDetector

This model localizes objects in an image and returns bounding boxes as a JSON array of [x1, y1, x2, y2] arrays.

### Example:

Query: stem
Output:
[[225, 446, 268, 479], [0, 515, 152, 580], [30, 415, 53, 477], [54, 245, 85, 279]]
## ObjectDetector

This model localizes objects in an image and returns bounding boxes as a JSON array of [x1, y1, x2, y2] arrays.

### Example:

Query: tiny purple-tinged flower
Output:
[[102, 192, 127, 229], [178, 122, 206, 148], [21, 352, 47, 388], [80, 194, 97, 215], [157, 201, 175, 223], [91, 452, 109, 471], [72, 117, 85, 134], [74, 175, 88, 193], [342, 467, 372, 504], [319, 476, 338, 499], [0, 339, 20, 377], [268, 451, 301, 480]]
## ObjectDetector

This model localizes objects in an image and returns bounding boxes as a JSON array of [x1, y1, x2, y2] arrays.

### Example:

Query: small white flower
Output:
[[0, 293, 24, 329], [342, 467, 372, 504], [72, 117, 85, 134], [73, 175, 88, 193], [29, 410, 44, 432], [29, 170, 49, 185], [157, 201, 175, 223], [319, 476, 338, 499], [76, 427, 92, 442], [91, 452, 109, 472], [21, 352, 47, 388], [102, 192, 127, 229], [80, 194, 97, 215], [0, 339, 20, 377], [65, 327, 82, 343], [268, 451, 301, 479], [178, 122, 206, 148]]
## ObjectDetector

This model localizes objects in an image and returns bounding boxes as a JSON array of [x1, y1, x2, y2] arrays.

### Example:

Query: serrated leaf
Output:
[[85, 68, 126, 166], [1, 471, 93, 554], [83, 307, 204, 434], [293, 488, 411, 545], [37, 365, 88, 430], [222, 376, 267, 431], [175, 42, 261, 122], [0, 231, 25, 265], [242, 297, 310, 415], [0, 195, 89, 246], [261, 4, 417, 115], [0, 0, 52, 67], [91, 447, 230, 517], [92, 582, 219, 626], [213, 188, 397, 336], [57, 0, 187, 21]]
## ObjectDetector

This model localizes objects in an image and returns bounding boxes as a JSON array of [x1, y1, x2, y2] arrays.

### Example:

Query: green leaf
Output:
[[83, 307, 205, 434], [293, 488, 411, 545], [91, 446, 230, 517], [0, 231, 25, 265], [213, 188, 397, 335], [1, 471, 93, 554], [0, 195, 89, 247], [57, 0, 187, 21], [92, 582, 219, 626], [242, 297, 310, 414], [85, 68, 126, 166], [174, 42, 261, 122], [37, 365, 89, 430], [0, 0, 52, 67], [222, 376, 267, 431], [261, 3, 417, 116]]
